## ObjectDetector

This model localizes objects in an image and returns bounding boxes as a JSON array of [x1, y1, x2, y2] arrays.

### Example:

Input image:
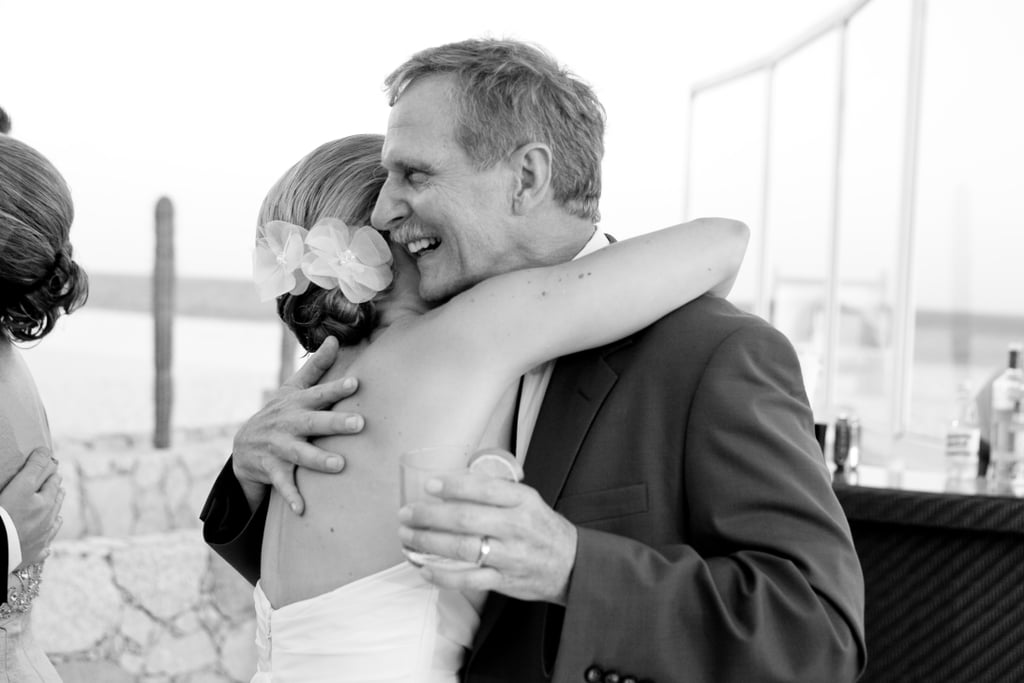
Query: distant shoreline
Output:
[[86, 272, 1022, 364], [86, 272, 276, 320]]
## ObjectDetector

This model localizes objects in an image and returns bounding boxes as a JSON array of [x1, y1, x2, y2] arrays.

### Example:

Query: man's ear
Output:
[[508, 142, 552, 215]]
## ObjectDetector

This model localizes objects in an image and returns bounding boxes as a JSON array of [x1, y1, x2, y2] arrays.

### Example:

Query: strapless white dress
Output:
[[252, 563, 482, 683]]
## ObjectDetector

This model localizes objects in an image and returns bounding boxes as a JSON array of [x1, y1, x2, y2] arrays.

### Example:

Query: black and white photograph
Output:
[[1, 0, 1022, 681]]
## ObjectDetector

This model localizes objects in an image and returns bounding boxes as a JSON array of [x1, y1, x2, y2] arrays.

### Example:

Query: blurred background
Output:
[[3, 0, 1022, 470]]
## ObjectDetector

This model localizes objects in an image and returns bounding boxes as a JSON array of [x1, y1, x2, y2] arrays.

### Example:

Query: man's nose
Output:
[[371, 177, 408, 233]]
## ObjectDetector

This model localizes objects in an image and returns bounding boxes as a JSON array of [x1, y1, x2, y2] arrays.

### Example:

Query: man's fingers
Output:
[[266, 462, 305, 515], [399, 501, 505, 541], [287, 442, 346, 474], [295, 377, 360, 411], [282, 336, 340, 391], [399, 526, 473, 563], [289, 409, 364, 439], [420, 565, 500, 593], [430, 474, 524, 507]]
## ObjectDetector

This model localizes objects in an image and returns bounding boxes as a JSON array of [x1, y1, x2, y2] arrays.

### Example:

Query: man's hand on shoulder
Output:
[[232, 336, 365, 515]]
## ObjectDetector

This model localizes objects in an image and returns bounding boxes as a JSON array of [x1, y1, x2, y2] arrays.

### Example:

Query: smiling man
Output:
[[371, 71, 592, 304], [202, 38, 866, 683]]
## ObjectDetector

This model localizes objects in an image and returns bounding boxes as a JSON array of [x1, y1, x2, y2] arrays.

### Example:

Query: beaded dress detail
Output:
[[0, 562, 44, 618], [0, 562, 60, 681]]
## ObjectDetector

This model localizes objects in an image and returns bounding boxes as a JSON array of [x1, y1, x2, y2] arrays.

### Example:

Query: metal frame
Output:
[[684, 0, 929, 442]]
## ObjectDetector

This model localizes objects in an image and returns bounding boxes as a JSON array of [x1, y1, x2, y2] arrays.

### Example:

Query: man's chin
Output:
[[418, 281, 456, 305], [417, 270, 461, 304]]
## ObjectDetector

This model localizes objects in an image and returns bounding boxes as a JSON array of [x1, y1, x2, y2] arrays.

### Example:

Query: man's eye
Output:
[[405, 170, 428, 185]]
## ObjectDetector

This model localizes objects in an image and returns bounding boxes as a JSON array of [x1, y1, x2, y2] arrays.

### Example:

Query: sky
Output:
[[5, 0, 1021, 318], [2, 0, 854, 280]]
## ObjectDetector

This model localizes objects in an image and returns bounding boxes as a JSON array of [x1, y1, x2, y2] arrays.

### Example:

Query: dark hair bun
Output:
[[278, 286, 377, 352], [1, 246, 89, 342]]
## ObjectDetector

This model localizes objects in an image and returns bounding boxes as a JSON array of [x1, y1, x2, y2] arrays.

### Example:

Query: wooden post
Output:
[[154, 197, 174, 448]]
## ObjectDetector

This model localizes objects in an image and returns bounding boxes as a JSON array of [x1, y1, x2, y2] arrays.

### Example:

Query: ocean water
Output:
[[21, 309, 286, 440]]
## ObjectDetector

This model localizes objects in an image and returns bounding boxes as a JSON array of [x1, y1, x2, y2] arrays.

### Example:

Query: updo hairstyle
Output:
[[0, 135, 89, 342], [257, 134, 387, 352]]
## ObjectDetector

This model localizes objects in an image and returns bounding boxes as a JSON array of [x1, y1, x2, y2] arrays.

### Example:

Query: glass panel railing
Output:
[[764, 34, 840, 413], [832, 0, 912, 435], [685, 73, 768, 313], [909, 0, 1024, 440]]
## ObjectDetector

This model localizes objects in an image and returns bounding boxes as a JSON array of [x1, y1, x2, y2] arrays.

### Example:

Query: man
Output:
[[202, 39, 865, 681]]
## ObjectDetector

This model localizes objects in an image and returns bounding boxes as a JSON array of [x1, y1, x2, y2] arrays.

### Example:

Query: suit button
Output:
[[603, 673, 621, 683], [622, 678, 638, 683], [584, 666, 603, 682]]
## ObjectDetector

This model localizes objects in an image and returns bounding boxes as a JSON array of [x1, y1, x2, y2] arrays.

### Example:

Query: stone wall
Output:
[[30, 427, 257, 683]]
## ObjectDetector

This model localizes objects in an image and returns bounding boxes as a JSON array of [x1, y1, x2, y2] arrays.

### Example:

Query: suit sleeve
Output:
[[199, 456, 268, 586], [553, 323, 866, 682]]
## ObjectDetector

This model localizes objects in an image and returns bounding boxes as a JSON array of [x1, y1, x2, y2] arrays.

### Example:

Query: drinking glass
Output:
[[399, 444, 476, 569]]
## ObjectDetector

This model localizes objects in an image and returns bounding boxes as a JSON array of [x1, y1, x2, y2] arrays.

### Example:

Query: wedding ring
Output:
[[475, 536, 492, 567]]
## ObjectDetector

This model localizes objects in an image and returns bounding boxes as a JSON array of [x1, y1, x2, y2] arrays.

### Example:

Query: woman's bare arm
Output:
[[432, 217, 749, 377]]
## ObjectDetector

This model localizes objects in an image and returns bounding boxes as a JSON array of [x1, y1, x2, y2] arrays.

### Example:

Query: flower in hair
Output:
[[301, 218, 394, 304], [252, 217, 394, 304], [253, 221, 311, 302]]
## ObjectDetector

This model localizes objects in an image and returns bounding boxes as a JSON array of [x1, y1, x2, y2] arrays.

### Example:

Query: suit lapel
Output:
[[523, 349, 621, 506], [470, 343, 625, 656]]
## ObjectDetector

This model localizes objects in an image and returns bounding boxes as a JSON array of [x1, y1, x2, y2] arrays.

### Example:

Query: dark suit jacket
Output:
[[201, 296, 866, 683]]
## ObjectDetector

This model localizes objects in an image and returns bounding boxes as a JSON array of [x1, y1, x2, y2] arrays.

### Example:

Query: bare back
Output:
[[260, 311, 518, 606]]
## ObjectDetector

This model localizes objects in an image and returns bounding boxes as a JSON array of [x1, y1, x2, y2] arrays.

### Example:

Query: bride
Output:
[[248, 133, 748, 682]]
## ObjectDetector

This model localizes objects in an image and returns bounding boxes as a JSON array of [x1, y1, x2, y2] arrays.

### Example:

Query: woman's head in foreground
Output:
[[257, 134, 404, 352], [0, 134, 88, 342]]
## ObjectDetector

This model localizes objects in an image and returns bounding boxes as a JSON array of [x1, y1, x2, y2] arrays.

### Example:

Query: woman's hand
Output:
[[0, 447, 64, 567]]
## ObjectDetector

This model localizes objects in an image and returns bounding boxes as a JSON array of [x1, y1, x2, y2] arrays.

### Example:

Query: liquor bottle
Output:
[[833, 414, 860, 473], [944, 382, 980, 481], [988, 343, 1024, 485]]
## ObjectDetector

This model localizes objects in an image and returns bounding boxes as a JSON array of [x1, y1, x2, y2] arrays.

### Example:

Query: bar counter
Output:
[[833, 467, 1024, 683]]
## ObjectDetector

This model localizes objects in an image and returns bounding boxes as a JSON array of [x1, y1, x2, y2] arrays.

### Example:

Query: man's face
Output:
[[372, 75, 523, 302]]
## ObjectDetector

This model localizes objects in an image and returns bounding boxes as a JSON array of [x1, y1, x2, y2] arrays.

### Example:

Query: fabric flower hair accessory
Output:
[[252, 220, 310, 302], [253, 218, 393, 303]]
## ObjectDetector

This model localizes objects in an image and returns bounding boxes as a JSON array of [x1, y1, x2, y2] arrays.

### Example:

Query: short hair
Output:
[[257, 134, 388, 351], [0, 136, 88, 342], [384, 38, 605, 223]]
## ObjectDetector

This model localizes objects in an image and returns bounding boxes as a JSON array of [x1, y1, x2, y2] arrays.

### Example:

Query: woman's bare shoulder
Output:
[[0, 350, 50, 487]]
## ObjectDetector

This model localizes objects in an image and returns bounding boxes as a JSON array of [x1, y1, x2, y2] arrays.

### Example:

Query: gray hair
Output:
[[384, 38, 605, 223]]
